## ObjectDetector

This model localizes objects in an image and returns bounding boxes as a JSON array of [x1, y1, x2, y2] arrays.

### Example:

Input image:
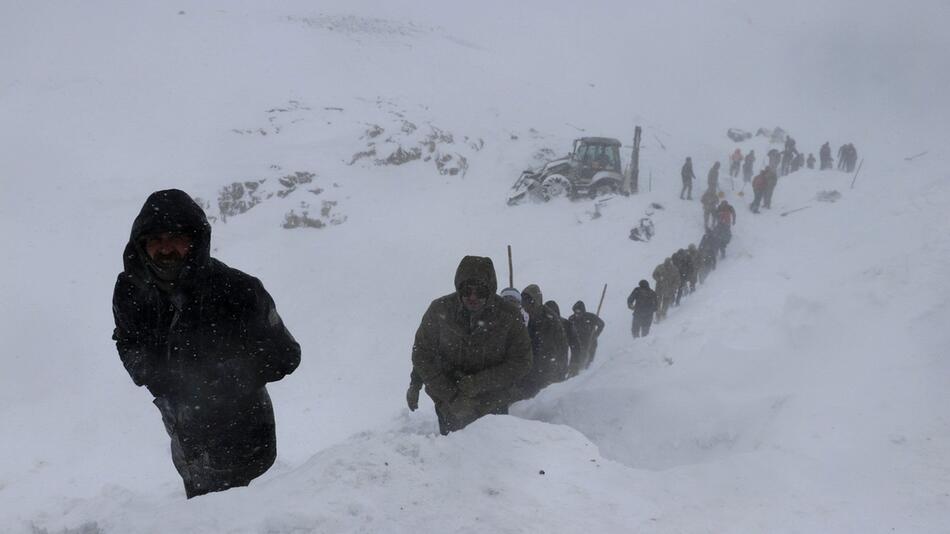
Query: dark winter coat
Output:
[[568, 302, 605, 354], [672, 249, 693, 283], [519, 284, 570, 398], [743, 153, 755, 172], [699, 231, 719, 265], [546, 301, 581, 368], [681, 160, 696, 183], [626, 286, 658, 316], [112, 189, 301, 487], [716, 202, 737, 227], [752, 171, 768, 193], [764, 167, 779, 193], [653, 260, 680, 297], [412, 256, 532, 426], [707, 163, 720, 190]]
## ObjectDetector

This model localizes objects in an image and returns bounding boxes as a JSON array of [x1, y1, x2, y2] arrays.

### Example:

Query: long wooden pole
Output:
[[507, 245, 514, 288], [849, 159, 864, 189], [595, 283, 607, 316]]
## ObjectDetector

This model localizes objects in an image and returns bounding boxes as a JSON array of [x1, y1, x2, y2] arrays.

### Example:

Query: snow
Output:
[[2, 1, 949, 533]]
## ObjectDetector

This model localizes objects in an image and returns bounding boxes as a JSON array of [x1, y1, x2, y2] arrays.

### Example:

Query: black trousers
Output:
[[750, 190, 764, 212], [680, 180, 692, 199], [631, 313, 653, 338]]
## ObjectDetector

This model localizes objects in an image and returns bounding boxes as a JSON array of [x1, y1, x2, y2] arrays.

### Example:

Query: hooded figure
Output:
[[698, 230, 719, 282], [680, 157, 696, 200], [568, 300, 605, 374], [686, 244, 701, 290], [653, 258, 680, 321], [112, 189, 301, 498], [742, 151, 755, 182], [819, 142, 833, 170], [518, 284, 570, 398], [701, 188, 720, 229], [671, 248, 693, 305], [411, 256, 532, 435], [707, 161, 721, 192], [626, 280, 657, 338], [546, 300, 581, 376], [500, 287, 530, 325]]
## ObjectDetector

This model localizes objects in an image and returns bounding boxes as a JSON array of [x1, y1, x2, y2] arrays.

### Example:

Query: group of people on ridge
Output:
[[406, 262, 605, 435]]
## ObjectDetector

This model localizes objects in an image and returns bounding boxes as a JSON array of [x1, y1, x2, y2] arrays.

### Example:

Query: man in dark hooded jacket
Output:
[[626, 280, 657, 338], [680, 157, 696, 200], [112, 189, 301, 498], [698, 230, 719, 282], [671, 248, 692, 305], [819, 142, 833, 170], [411, 256, 532, 435], [518, 284, 570, 398], [546, 301, 580, 377], [568, 301, 605, 373], [707, 161, 721, 192]]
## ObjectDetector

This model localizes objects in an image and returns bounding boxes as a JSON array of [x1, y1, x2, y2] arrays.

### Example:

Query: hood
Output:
[[522, 284, 543, 304], [454, 256, 498, 294], [545, 300, 561, 317], [122, 189, 212, 285], [572, 300, 586, 313], [500, 287, 522, 303]]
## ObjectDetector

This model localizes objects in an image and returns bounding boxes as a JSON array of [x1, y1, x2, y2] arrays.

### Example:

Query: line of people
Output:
[[818, 141, 859, 171], [407, 260, 605, 435], [627, 196, 736, 338]]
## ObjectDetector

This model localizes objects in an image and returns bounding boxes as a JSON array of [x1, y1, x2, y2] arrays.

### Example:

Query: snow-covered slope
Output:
[[2, 1, 949, 533]]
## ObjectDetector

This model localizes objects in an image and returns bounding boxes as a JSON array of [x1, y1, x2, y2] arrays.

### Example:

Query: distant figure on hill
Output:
[[680, 157, 697, 200], [672, 248, 693, 305], [707, 161, 721, 192], [791, 151, 805, 173], [701, 188, 720, 229], [627, 280, 658, 338], [568, 301, 605, 373], [750, 168, 768, 213], [714, 200, 737, 258], [807, 153, 816, 169], [767, 148, 781, 171], [742, 150, 756, 182], [729, 148, 743, 178], [698, 230, 719, 282], [819, 142, 833, 170], [653, 258, 680, 322]]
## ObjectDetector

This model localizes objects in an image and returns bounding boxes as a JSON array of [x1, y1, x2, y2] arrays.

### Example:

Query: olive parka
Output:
[[411, 256, 532, 432]]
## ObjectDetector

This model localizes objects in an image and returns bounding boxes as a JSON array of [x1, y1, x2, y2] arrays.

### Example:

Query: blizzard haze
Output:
[[1, 1, 949, 533]]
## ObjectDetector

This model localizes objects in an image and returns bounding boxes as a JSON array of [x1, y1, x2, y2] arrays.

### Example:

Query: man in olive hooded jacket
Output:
[[112, 189, 300, 498], [411, 256, 532, 435]]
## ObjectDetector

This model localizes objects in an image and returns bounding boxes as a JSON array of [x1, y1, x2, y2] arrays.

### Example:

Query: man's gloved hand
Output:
[[406, 384, 421, 411], [456, 374, 478, 397]]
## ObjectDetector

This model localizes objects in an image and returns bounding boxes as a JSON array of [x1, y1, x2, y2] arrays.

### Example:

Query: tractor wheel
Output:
[[590, 180, 619, 198], [540, 174, 572, 200]]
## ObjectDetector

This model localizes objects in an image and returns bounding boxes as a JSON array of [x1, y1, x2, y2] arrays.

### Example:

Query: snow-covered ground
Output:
[[2, 1, 949, 533]]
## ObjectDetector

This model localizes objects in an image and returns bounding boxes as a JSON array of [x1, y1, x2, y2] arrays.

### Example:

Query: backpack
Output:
[[717, 205, 733, 225]]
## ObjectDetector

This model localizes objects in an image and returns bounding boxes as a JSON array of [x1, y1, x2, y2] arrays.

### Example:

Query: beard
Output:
[[148, 251, 185, 281]]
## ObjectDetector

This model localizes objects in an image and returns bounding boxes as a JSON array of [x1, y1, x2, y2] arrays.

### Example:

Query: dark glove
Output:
[[406, 383, 421, 411]]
